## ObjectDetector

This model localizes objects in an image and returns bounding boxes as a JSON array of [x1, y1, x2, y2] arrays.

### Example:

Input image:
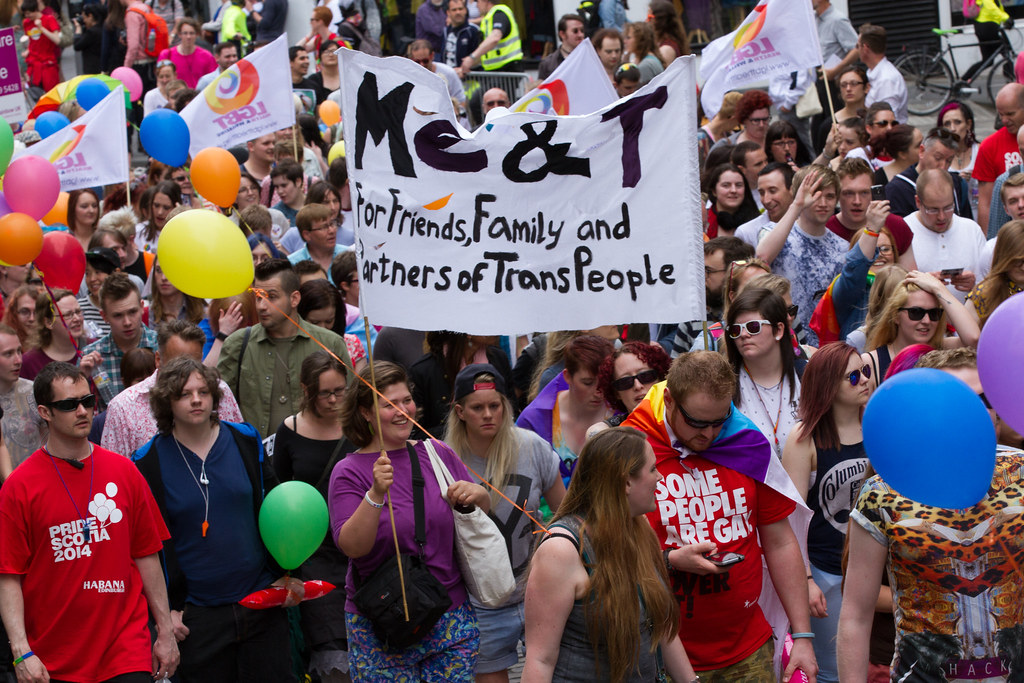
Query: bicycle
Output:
[[893, 21, 1018, 116]]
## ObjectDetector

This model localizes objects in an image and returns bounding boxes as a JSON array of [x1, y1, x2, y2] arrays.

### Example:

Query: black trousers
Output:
[[177, 602, 294, 683]]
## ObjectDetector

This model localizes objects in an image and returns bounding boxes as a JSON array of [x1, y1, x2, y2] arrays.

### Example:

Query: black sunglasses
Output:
[[978, 392, 992, 409], [898, 306, 942, 322], [48, 395, 96, 412], [610, 369, 660, 393], [847, 364, 871, 386], [787, 304, 799, 318], [677, 403, 732, 430]]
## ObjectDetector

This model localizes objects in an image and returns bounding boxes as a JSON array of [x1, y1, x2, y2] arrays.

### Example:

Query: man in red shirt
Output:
[[624, 351, 817, 680], [975, 83, 1024, 231], [0, 363, 177, 682], [20, 0, 61, 91]]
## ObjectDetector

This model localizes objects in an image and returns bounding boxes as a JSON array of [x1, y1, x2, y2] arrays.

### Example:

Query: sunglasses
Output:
[[847, 364, 872, 386], [978, 392, 992, 409], [677, 403, 732, 430], [787, 304, 799, 318], [899, 306, 942, 322], [48, 395, 96, 412], [727, 319, 773, 339], [610, 369, 660, 393]]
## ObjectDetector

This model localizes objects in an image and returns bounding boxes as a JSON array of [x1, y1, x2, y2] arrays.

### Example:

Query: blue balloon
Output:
[[35, 111, 70, 139], [139, 109, 190, 167], [863, 368, 995, 509], [76, 77, 110, 111]]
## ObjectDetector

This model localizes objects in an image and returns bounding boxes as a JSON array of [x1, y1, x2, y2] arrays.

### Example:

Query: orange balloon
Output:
[[319, 100, 341, 126], [0, 213, 44, 265], [191, 147, 241, 208], [42, 191, 69, 226]]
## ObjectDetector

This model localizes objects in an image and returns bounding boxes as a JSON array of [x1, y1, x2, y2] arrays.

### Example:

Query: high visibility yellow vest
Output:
[[480, 4, 522, 71]]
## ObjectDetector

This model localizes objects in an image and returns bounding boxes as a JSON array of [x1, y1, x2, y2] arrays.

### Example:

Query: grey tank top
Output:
[[545, 516, 660, 682]]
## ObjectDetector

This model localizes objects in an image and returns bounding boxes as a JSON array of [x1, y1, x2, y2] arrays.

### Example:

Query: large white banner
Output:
[[340, 51, 705, 335], [699, 0, 821, 118], [180, 34, 295, 156], [512, 40, 617, 116], [13, 86, 127, 190]]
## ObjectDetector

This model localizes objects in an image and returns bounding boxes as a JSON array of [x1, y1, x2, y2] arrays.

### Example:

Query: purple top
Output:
[[328, 439, 471, 613]]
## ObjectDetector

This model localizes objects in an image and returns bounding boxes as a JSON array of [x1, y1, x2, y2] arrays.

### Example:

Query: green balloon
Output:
[[0, 124, 13, 177], [259, 481, 329, 571]]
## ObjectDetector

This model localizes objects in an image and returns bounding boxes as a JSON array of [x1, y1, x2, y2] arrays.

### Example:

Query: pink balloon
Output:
[[111, 67, 143, 102], [4, 156, 59, 220]]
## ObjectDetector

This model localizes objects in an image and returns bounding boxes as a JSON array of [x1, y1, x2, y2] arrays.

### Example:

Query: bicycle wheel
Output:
[[986, 54, 1016, 104], [894, 49, 955, 115]]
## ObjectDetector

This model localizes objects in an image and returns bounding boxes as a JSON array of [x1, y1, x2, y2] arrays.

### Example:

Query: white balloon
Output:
[[106, 482, 118, 498], [94, 506, 110, 523], [109, 508, 123, 524]]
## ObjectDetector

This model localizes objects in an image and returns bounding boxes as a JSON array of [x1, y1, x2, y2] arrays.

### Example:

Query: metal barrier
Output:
[[464, 71, 532, 101]]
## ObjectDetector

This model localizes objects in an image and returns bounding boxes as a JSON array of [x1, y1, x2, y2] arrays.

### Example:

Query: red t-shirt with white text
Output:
[[645, 453, 795, 670], [0, 447, 168, 682], [974, 126, 1022, 183]]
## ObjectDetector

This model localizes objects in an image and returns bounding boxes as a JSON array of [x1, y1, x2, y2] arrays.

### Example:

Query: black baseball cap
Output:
[[85, 247, 120, 274], [453, 363, 506, 403]]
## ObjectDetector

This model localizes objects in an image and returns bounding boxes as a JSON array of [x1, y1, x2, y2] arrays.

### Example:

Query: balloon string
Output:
[[36, 267, 81, 361], [230, 207, 275, 261], [248, 287, 552, 536]]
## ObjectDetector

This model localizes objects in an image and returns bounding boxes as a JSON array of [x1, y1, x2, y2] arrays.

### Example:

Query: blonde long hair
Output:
[[867, 280, 946, 351], [553, 427, 679, 682], [444, 371, 520, 509], [528, 330, 582, 401], [973, 220, 1024, 328]]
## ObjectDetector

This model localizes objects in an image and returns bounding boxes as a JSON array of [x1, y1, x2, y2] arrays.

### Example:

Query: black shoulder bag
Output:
[[352, 442, 452, 649]]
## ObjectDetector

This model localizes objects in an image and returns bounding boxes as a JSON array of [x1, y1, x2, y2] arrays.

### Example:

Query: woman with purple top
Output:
[[329, 361, 488, 681]]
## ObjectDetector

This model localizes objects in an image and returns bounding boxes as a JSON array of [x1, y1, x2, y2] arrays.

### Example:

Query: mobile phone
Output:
[[705, 552, 744, 567], [870, 185, 886, 202], [941, 267, 964, 278]]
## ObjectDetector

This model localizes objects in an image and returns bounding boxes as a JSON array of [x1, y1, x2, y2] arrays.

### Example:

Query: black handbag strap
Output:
[[406, 441, 427, 554]]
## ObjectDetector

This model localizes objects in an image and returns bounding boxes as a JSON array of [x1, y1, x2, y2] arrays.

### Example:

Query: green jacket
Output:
[[217, 318, 353, 438]]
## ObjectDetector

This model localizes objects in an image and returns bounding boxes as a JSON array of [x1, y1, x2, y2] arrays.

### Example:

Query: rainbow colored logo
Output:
[[48, 124, 87, 163], [513, 79, 570, 115], [733, 2, 768, 49], [204, 59, 260, 115]]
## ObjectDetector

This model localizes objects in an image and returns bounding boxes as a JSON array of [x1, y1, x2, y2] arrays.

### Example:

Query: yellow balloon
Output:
[[157, 209, 254, 299], [328, 140, 346, 165]]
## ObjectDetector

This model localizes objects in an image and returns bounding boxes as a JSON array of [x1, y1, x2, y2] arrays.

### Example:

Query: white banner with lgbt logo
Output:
[[12, 86, 127, 190], [511, 40, 616, 116], [339, 50, 705, 335], [699, 0, 820, 118], [180, 34, 296, 157]]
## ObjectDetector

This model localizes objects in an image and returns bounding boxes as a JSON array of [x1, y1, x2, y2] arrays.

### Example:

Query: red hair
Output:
[[797, 342, 858, 450], [597, 341, 672, 413], [564, 335, 615, 378], [735, 90, 773, 124]]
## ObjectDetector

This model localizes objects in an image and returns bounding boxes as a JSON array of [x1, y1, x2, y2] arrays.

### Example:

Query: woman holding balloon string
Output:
[[20, 288, 99, 381], [133, 355, 303, 682], [274, 350, 355, 683], [445, 363, 564, 683], [864, 271, 979, 380], [330, 361, 488, 682], [782, 342, 873, 683], [67, 189, 100, 253]]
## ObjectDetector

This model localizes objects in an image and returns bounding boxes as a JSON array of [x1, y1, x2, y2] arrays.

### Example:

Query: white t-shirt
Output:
[[865, 57, 909, 124], [904, 211, 987, 303], [433, 62, 466, 104], [735, 212, 773, 248]]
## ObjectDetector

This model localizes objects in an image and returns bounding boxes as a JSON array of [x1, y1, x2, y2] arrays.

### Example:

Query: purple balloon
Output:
[[978, 291, 1024, 435], [0, 191, 12, 218]]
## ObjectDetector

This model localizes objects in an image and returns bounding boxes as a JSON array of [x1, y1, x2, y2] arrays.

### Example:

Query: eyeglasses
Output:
[[771, 139, 797, 148], [677, 403, 732, 430], [847, 364, 872, 386], [876, 245, 894, 255], [839, 80, 866, 88], [704, 265, 727, 276], [48, 395, 96, 411], [787, 304, 799, 318], [317, 388, 346, 400], [610, 369, 660, 393], [978, 392, 992, 409], [59, 308, 84, 319], [727, 319, 773, 338], [746, 116, 771, 125], [899, 306, 942, 321], [239, 185, 259, 194], [171, 175, 189, 183], [921, 203, 955, 216], [306, 221, 339, 233]]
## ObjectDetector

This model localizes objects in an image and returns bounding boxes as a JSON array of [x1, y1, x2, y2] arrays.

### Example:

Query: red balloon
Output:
[[35, 231, 86, 292]]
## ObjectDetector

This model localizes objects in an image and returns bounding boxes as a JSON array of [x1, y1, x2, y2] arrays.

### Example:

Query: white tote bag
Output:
[[424, 440, 516, 608]]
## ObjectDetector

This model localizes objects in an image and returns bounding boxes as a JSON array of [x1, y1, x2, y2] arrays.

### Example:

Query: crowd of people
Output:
[[0, 0, 1023, 681]]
